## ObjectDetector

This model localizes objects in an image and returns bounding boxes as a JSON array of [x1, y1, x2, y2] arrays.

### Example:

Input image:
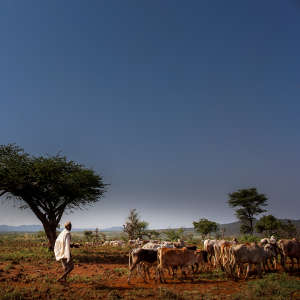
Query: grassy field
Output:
[[0, 233, 299, 300]]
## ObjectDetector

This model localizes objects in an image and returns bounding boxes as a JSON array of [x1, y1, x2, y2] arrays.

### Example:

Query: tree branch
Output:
[[0, 191, 7, 197]]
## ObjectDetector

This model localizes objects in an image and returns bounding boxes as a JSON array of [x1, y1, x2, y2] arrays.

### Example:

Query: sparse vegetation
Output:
[[232, 273, 300, 300], [0, 232, 299, 300]]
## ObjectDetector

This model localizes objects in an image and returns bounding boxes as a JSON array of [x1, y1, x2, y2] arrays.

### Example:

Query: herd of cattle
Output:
[[69, 237, 300, 283], [125, 237, 300, 283]]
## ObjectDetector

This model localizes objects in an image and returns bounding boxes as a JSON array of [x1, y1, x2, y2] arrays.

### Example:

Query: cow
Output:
[[277, 239, 300, 271], [203, 239, 217, 265], [127, 248, 158, 283], [218, 239, 238, 272], [156, 248, 204, 283], [214, 238, 238, 270], [229, 242, 277, 280]]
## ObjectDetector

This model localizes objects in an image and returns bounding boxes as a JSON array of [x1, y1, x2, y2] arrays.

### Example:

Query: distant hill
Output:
[[0, 220, 299, 236], [0, 224, 123, 233], [0, 225, 43, 232], [218, 219, 300, 236]]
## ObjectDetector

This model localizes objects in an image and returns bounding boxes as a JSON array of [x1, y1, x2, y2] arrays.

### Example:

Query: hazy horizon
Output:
[[1, 1, 299, 229]]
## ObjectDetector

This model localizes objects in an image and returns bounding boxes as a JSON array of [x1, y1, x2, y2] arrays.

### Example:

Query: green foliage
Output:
[[279, 220, 297, 238], [238, 234, 260, 243], [232, 273, 300, 300], [228, 188, 268, 234], [193, 218, 218, 239], [0, 143, 107, 248], [143, 229, 161, 240], [255, 215, 282, 236], [83, 230, 93, 241], [163, 228, 185, 241], [122, 209, 148, 240], [35, 231, 47, 240]]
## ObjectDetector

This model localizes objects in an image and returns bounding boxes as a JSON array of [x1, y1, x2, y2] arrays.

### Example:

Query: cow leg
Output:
[[237, 264, 242, 279], [171, 266, 177, 278], [181, 267, 187, 280], [156, 266, 165, 284], [128, 262, 137, 283], [281, 255, 286, 271], [193, 263, 199, 274], [139, 263, 148, 283], [244, 264, 250, 280], [290, 257, 294, 272], [257, 263, 262, 278], [147, 265, 153, 281], [275, 257, 278, 270], [263, 259, 269, 273]]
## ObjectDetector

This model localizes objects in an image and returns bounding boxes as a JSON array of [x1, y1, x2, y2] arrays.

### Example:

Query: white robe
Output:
[[54, 229, 71, 262]]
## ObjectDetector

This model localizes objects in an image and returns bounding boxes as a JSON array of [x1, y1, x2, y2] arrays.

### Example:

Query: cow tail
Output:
[[129, 250, 132, 269]]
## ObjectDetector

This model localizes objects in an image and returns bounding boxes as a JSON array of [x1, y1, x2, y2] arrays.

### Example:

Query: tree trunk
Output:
[[249, 218, 253, 235], [43, 222, 58, 251]]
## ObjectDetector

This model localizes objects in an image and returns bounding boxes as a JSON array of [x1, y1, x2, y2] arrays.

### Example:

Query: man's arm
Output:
[[65, 233, 71, 262]]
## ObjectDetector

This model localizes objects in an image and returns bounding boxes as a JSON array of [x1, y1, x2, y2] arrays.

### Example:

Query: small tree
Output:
[[228, 188, 268, 235], [143, 229, 161, 240], [95, 228, 99, 239], [255, 215, 282, 236], [123, 209, 148, 240], [0, 144, 107, 249], [193, 218, 218, 239], [84, 230, 93, 241]]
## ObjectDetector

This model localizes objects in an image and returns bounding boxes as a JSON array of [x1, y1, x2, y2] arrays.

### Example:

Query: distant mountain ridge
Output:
[[0, 224, 123, 232], [0, 220, 299, 235]]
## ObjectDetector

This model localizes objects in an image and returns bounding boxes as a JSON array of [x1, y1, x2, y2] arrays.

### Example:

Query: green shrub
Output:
[[232, 273, 300, 300], [238, 234, 260, 243]]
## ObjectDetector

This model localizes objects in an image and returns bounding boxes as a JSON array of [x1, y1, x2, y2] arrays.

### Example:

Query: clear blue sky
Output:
[[0, 1, 299, 229]]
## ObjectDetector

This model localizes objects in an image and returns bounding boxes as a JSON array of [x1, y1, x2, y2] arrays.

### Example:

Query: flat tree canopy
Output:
[[228, 187, 267, 235], [0, 144, 107, 249]]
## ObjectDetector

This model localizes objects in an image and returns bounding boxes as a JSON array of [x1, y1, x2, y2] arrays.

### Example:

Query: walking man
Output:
[[54, 221, 74, 282]]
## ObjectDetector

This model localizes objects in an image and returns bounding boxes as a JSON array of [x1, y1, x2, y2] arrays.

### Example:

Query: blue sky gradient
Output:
[[0, 1, 299, 228]]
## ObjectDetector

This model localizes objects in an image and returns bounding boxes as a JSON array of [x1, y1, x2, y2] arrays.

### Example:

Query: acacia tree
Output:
[[193, 218, 218, 239], [123, 209, 148, 240], [228, 188, 268, 235], [0, 144, 107, 249]]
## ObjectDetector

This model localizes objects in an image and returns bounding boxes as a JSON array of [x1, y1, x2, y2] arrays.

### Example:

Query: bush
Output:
[[238, 234, 260, 243], [232, 273, 300, 300]]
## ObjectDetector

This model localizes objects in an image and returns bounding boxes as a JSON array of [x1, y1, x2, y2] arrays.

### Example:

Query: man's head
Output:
[[64, 221, 72, 231]]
